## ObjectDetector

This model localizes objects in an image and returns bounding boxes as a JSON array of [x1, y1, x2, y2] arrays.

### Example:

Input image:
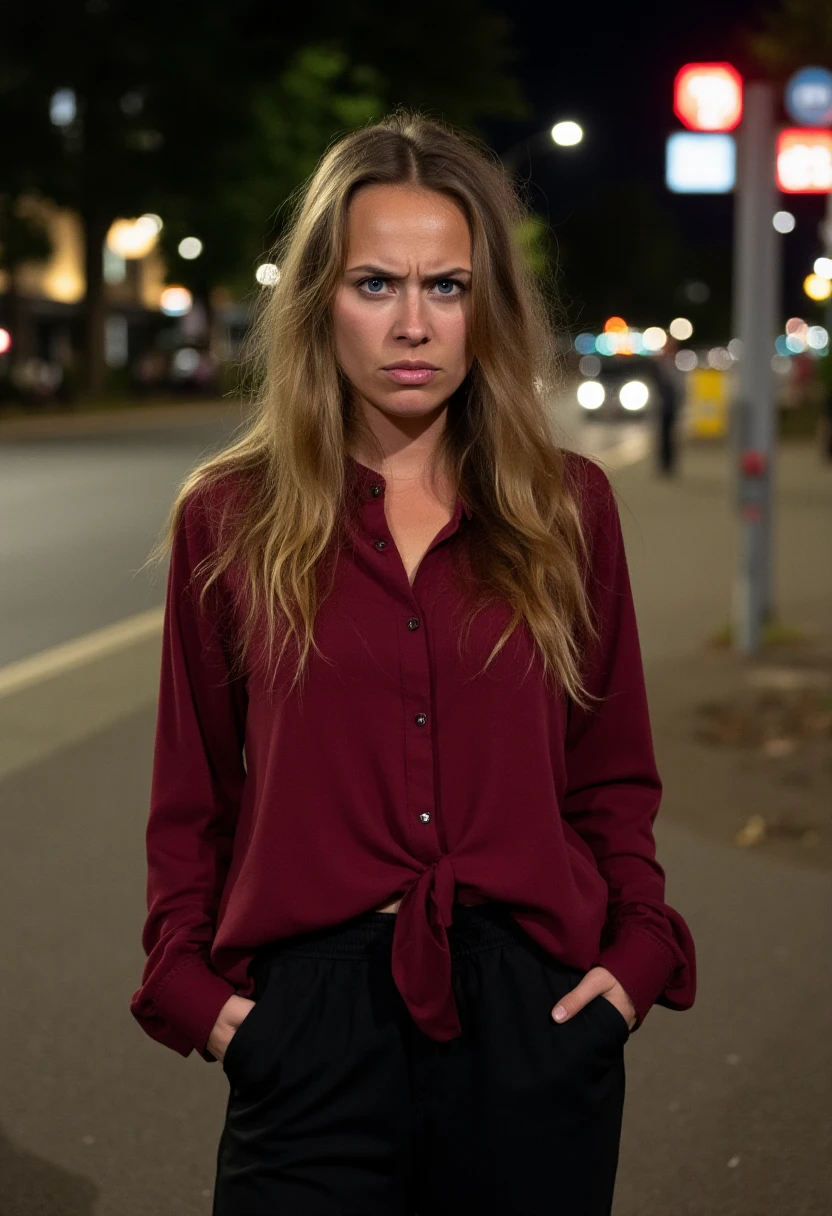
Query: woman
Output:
[[130, 110, 696, 1215]]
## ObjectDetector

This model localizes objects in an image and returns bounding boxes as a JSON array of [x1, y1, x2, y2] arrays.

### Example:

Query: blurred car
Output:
[[575, 355, 661, 421]]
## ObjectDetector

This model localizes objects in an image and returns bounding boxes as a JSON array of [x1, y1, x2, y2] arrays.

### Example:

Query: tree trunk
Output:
[[80, 208, 110, 399], [6, 268, 34, 385]]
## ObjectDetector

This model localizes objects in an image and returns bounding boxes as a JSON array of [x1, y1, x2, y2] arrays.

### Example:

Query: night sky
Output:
[[481, 0, 829, 334]]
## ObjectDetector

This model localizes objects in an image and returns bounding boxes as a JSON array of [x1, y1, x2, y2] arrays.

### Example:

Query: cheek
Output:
[[333, 296, 379, 372], [438, 306, 470, 367]]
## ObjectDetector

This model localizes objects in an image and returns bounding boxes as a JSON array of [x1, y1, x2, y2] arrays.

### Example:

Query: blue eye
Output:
[[355, 276, 467, 298]]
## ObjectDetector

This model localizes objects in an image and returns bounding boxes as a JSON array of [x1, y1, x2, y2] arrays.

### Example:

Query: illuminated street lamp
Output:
[[501, 121, 585, 173], [551, 121, 583, 147]]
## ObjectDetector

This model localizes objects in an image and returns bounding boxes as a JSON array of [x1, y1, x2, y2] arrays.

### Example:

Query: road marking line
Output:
[[0, 607, 164, 699]]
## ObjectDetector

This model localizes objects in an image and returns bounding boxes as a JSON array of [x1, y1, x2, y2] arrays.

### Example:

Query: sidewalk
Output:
[[607, 437, 832, 873], [0, 397, 246, 441]]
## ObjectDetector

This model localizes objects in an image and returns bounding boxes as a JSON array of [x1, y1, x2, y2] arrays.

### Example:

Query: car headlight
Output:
[[619, 380, 649, 410]]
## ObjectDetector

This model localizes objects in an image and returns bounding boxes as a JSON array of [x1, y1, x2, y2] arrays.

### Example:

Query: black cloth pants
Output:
[[212, 902, 629, 1215]]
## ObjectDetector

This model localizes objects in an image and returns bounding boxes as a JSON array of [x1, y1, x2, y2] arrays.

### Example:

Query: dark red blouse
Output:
[[130, 450, 696, 1062]]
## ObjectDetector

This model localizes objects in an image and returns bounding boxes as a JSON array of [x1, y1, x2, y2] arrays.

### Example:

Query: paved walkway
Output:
[[607, 438, 832, 1215]]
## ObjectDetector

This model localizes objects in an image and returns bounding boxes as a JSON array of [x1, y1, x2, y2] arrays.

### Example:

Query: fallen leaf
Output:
[[735, 814, 766, 847]]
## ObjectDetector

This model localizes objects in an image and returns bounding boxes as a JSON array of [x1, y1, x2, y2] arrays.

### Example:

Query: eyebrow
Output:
[[345, 264, 472, 280]]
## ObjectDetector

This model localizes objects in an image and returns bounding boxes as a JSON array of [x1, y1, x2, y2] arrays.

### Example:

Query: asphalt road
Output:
[[1, 419, 241, 666]]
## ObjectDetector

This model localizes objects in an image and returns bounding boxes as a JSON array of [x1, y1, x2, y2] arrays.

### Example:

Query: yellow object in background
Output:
[[686, 368, 728, 437]]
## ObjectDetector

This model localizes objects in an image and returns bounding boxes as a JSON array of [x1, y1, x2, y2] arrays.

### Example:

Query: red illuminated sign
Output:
[[674, 63, 743, 132], [776, 129, 832, 194]]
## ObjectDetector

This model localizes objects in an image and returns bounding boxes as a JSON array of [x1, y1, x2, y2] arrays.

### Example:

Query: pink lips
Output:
[[382, 368, 438, 385]]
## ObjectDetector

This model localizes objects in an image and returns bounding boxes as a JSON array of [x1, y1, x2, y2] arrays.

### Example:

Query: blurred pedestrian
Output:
[[652, 336, 683, 476], [130, 110, 696, 1216], [817, 340, 832, 463]]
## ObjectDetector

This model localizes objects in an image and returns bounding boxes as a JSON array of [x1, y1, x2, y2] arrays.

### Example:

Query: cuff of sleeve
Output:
[[594, 926, 677, 1030], [147, 958, 237, 1062]]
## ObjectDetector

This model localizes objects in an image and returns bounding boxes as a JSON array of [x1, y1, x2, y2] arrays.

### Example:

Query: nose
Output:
[[392, 285, 430, 345]]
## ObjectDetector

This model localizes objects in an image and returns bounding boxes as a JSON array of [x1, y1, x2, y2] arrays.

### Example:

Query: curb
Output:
[[0, 399, 248, 441]]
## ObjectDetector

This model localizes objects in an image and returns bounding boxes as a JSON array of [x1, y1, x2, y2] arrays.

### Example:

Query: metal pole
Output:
[[822, 189, 832, 346], [731, 82, 780, 655]]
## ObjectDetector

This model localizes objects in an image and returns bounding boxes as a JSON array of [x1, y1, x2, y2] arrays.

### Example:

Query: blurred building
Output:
[[0, 196, 248, 403]]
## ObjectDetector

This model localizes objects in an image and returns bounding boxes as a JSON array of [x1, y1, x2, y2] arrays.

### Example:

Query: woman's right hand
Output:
[[207, 993, 256, 1062]]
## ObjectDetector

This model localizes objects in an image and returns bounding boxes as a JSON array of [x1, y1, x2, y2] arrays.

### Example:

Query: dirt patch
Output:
[[647, 647, 832, 872]]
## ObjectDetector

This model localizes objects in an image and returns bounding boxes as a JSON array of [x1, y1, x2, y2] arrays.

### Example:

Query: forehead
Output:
[[345, 184, 471, 263]]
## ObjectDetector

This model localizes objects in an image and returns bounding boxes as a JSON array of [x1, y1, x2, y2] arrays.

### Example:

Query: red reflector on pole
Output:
[[740, 450, 767, 477]]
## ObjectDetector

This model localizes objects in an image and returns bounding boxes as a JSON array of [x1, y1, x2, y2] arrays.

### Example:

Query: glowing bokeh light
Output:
[[813, 257, 832, 279], [160, 286, 193, 316], [642, 326, 668, 351], [619, 380, 650, 410], [804, 274, 832, 301], [178, 237, 203, 260], [50, 88, 76, 127], [603, 316, 628, 334], [551, 121, 583, 147], [669, 317, 694, 341], [577, 380, 605, 410], [595, 333, 619, 356], [807, 325, 829, 350], [172, 347, 200, 375], [772, 211, 796, 233], [574, 333, 597, 355], [708, 347, 733, 370], [256, 263, 280, 286], [675, 349, 697, 372], [0, 328, 11, 354], [578, 354, 601, 377], [107, 215, 162, 258]]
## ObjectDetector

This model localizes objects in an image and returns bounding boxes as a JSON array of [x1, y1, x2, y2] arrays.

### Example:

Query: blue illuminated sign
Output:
[[785, 67, 832, 128]]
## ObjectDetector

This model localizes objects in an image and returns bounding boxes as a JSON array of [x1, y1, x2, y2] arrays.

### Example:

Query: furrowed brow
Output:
[[345, 264, 472, 280]]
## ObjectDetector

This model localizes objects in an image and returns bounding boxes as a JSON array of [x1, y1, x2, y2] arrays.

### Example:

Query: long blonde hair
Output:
[[148, 108, 602, 710]]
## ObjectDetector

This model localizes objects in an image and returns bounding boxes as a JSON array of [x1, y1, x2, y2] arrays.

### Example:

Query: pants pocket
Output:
[[221, 952, 275, 1090], [584, 993, 631, 1046]]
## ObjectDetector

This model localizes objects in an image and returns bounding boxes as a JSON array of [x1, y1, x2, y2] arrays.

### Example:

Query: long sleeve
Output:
[[129, 486, 248, 1061], [561, 457, 696, 1029]]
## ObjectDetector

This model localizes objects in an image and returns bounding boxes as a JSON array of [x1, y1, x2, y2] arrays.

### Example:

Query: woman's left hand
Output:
[[551, 966, 637, 1030]]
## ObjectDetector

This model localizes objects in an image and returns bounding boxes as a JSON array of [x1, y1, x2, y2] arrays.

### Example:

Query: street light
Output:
[[551, 121, 583, 147], [501, 122, 585, 173]]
